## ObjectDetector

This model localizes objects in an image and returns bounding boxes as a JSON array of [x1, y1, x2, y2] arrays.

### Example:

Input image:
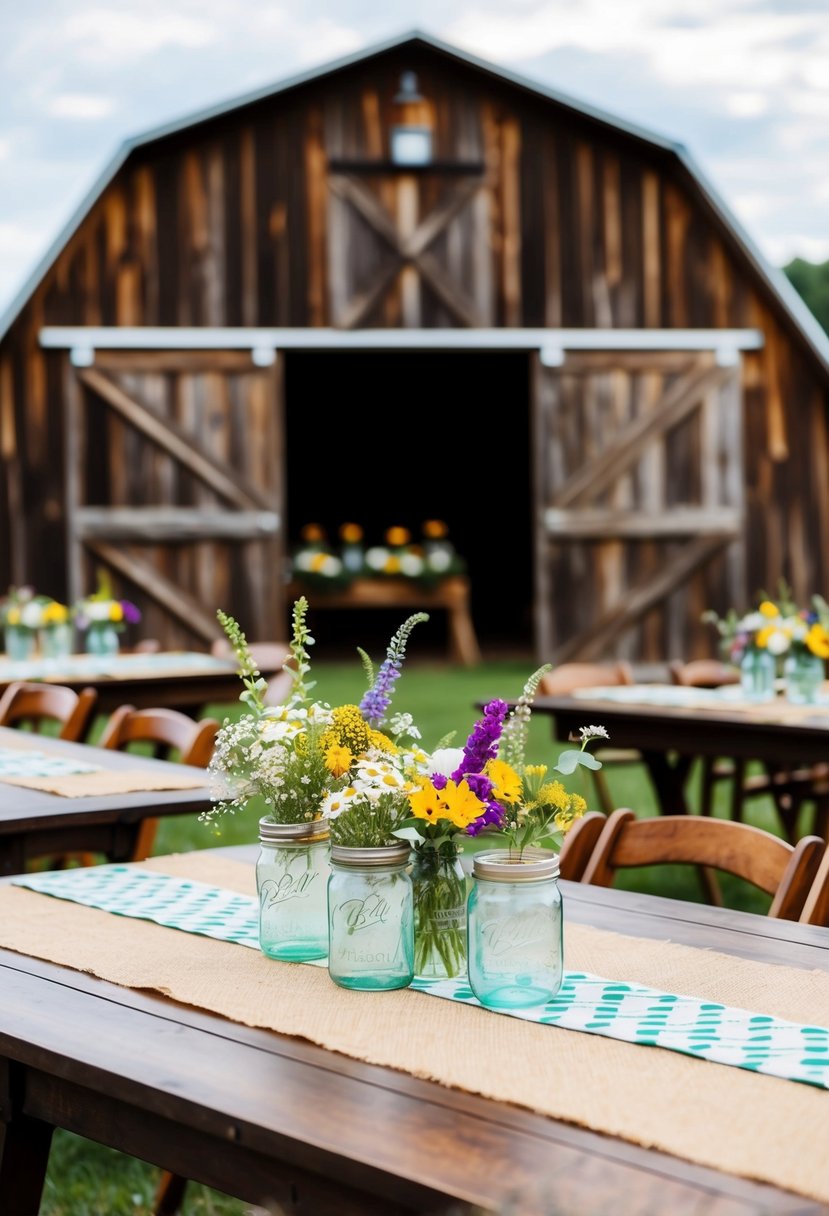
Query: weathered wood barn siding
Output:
[[1, 36, 827, 655]]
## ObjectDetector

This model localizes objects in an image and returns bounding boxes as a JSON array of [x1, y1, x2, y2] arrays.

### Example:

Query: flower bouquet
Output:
[[291, 523, 350, 590], [74, 572, 141, 656]]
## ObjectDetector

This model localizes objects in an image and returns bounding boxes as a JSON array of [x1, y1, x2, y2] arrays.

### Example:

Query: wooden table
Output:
[[1, 844, 827, 1215], [288, 575, 482, 667], [0, 650, 283, 717], [531, 688, 829, 816], [0, 728, 212, 875]]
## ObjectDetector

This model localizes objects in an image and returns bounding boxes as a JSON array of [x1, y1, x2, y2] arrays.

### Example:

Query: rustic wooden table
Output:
[[1, 844, 827, 1215], [0, 728, 212, 875], [287, 575, 482, 667], [0, 650, 283, 718], [531, 689, 829, 817]]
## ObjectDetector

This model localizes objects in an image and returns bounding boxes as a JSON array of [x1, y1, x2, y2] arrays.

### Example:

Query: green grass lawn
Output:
[[41, 658, 796, 1215]]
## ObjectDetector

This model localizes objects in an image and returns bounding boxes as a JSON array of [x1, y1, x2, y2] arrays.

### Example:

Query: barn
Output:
[[1, 29, 828, 663]]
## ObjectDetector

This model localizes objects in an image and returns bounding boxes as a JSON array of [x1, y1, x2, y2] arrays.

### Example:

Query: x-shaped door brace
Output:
[[329, 173, 486, 329]]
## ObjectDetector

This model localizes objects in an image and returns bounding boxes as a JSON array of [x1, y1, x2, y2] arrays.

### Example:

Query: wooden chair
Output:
[[800, 846, 829, 926], [539, 662, 640, 817], [558, 811, 607, 881], [0, 681, 97, 742], [581, 809, 824, 921], [210, 638, 294, 706], [98, 707, 219, 861]]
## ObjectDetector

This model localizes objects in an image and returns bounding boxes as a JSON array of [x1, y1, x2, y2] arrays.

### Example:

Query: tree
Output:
[[784, 258, 829, 335]]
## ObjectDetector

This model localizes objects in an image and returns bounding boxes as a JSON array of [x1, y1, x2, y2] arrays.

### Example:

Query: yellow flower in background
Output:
[[42, 601, 69, 625], [806, 623, 829, 659], [384, 556, 401, 574], [759, 601, 779, 619], [5, 607, 20, 626], [309, 552, 330, 573], [485, 758, 522, 804], [339, 522, 363, 543], [322, 704, 372, 756], [385, 526, 410, 547], [300, 522, 326, 543], [108, 602, 124, 623], [422, 519, 448, 539], [367, 728, 396, 753]]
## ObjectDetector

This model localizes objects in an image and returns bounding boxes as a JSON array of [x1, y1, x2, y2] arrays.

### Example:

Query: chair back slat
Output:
[[98, 707, 219, 767], [0, 681, 97, 742], [539, 661, 634, 696], [581, 809, 824, 921], [558, 812, 607, 881], [800, 847, 829, 926], [669, 660, 740, 689]]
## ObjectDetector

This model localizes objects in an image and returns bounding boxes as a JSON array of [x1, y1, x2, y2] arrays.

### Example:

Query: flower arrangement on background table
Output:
[[1, 586, 73, 661], [74, 572, 141, 656], [704, 581, 829, 702], [291, 520, 466, 590]]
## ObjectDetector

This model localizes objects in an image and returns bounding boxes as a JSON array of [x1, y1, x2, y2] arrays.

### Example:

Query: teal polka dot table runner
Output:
[[14, 864, 829, 1090]]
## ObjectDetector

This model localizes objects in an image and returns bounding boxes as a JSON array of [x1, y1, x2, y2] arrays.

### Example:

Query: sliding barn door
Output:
[[532, 350, 744, 664], [65, 350, 284, 649]]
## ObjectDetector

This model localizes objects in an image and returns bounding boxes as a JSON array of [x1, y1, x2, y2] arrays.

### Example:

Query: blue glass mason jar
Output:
[[3, 625, 34, 662], [40, 623, 74, 661], [467, 849, 563, 1010], [85, 623, 121, 657], [328, 843, 414, 991], [784, 650, 825, 704], [256, 817, 330, 961], [740, 647, 776, 701]]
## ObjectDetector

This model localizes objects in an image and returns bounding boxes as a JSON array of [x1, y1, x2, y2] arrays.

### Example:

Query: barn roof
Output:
[[2, 28, 829, 376]]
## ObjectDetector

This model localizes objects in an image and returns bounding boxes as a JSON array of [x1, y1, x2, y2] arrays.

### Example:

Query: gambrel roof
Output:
[[2, 28, 828, 376]]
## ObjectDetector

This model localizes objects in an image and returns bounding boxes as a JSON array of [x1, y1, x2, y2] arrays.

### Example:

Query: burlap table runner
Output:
[[0, 770, 208, 796], [1, 851, 828, 1204]]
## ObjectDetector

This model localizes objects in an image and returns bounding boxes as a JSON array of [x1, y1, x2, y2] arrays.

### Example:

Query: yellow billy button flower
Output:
[[6, 607, 21, 626], [42, 602, 69, 625], [759, 601, 779, 619], [325, 744, 352, 778], [485, 758, 522, 804], [108, 602, 124, 623], [755, 625, 773, 649]]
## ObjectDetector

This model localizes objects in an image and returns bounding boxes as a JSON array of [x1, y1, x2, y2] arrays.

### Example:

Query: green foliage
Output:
[[784, 257, 829, 335], [356, 645, 375, 688], [499, 663, 552, 770], [287, 595, 316, 704], [216, 609, 267, 715]]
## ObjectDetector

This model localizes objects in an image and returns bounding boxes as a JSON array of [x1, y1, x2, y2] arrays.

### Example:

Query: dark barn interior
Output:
[[284, 350, 533, 656]]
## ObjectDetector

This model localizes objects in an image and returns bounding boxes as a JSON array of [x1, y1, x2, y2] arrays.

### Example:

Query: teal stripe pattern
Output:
[[14, 866, 829, 1088], [0, 747, 102, 778]]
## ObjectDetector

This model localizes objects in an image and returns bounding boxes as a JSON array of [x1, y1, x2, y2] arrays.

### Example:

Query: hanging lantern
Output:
[[390, 71, 433, 166]]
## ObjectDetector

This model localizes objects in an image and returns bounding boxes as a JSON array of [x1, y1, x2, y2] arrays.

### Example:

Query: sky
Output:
[[1, 0, 828, 318]]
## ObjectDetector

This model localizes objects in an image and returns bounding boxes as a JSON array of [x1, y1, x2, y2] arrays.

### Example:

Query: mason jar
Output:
[[784, 651, 825, 704], [3, 626, 34, 662], [411, 842, 468, 980], [467, 849, 563, 1010], [740, 647, 776, 701], [256, 817, 330, 961], [40, 623, 74, 661], [328, 843, 413, 991], [85, 623, 121, 657]]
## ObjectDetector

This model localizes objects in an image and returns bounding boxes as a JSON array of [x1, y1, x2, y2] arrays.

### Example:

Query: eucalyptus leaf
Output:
[[391, 825, 425, 843], [554, 749, 603, 774]]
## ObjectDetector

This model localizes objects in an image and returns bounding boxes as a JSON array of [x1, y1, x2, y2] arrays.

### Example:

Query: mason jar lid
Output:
[[330, 843, 411, 868], [258, 816, 329, 843], [472, 847, 560, 883]]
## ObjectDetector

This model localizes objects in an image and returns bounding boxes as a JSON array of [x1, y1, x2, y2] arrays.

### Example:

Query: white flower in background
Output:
[[400, 553, 424, 576], [426, 549, 452, 572], [739, 611, 766, 632], [429, 746, 465, 777], [320, 555, 342, 577], [84, 600, 113, 622], [294, 551, 316, 571], [20, 601, 44, 628], [388, 711, 420, 739], [766, 630, 791, 656], [365, 546, 389, 570]]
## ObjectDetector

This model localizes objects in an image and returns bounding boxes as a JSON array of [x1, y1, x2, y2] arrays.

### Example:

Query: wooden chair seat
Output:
[[539, 662, 641, 817], [581, 809, 824, 920], [0, 681, 97, 742]]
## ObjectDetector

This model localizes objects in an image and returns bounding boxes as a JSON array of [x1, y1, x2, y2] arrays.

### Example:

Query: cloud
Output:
[[63, 7, 217, 64], [47, 93, 114, 120]]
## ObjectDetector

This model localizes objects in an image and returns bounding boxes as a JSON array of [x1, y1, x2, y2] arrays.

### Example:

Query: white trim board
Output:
[[39, 327, 764, 363]]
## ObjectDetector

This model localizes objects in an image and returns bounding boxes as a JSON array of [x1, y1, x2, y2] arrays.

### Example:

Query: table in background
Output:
[[532, 685, 829, 816], [1, 843, 827, 1215], [0, 728, 211, 875], [287, 575, 481, 667], [0, 650, 281, 717]]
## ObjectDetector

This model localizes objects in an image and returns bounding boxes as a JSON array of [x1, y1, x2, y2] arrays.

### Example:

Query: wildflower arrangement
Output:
[[291, 521, 466, 588], [202, 599, 430, 843], [703, 582, 829, 664], [74, 571, 141, 634], [0, 586, 70, 633]]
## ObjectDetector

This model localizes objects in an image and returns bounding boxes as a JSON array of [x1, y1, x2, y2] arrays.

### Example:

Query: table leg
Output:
[[641, 751, 695, 816], [0, 1062, 54, 1215], [0, 839, 25, 878], [446, 603, 481, 668]]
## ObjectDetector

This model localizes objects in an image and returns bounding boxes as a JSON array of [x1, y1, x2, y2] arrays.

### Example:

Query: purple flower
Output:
[[360, 657, 400, 725], [451, 699, 509, 782], [121, 600, 142, 625], [466, 803, 506, 836]]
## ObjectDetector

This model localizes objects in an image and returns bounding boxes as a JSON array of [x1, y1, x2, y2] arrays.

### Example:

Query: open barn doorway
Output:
[[284, 350, 532, 660]]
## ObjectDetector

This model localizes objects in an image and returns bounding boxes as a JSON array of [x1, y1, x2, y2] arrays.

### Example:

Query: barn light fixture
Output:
[[390, 71, 433, 166]]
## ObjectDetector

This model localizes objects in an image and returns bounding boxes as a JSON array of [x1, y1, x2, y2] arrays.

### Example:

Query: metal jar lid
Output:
[[330, 843, 411, 868], [258, 816, 329, 844], [472, 848, 560, 883]]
